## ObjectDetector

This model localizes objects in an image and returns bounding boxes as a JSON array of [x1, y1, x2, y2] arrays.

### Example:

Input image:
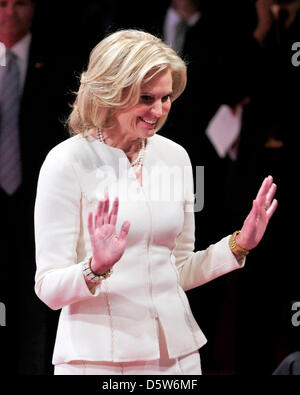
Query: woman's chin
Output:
[[138, 127, 157, 139], [145, 128, 157, 138]]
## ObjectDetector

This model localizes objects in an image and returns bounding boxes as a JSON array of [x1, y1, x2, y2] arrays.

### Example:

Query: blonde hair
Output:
[[68, 29, 187, 135]]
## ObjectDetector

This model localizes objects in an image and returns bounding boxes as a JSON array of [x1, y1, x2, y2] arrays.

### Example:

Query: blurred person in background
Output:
[[0, 0, 75, 374], [236, 0, 300, 373]]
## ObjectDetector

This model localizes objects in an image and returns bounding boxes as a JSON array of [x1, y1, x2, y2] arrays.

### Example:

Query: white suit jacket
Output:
[[34, 132, 244, 365]]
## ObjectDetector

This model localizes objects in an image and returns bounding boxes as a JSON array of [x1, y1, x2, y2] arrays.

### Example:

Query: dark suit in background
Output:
[[1, 2, 77, 373]]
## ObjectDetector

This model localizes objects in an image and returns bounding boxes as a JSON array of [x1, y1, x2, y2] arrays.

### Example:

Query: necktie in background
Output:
[[0, 49, 22, 195], [173, 20, 188, 54]]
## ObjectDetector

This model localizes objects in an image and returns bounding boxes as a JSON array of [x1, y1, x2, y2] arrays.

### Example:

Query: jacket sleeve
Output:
[[34, 148, 102, 310], [172, 150, 244, 292]]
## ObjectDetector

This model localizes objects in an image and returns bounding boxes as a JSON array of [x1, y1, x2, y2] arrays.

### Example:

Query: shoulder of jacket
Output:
[[45, 134, 87, 164], [152, 134, 191, 163]]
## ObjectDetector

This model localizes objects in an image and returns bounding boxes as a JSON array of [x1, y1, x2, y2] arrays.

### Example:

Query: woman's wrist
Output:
[[229, 231, 250, 264], [82, 257, 112, 286], [90, 257, 112, 277]]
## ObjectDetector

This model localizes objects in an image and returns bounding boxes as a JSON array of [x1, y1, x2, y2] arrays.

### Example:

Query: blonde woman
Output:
[[34, 29, 278, 375]]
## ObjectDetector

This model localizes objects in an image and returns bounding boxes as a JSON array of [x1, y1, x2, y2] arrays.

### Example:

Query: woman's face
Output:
[[112, 68, 173, 141]]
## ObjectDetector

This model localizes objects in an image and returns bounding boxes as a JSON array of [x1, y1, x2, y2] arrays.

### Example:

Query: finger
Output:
[[103, 193, 110, 224], [266, 198, 278, 219], [118, 220, 130, 241], [95, 200, 104, 228], [109, 196, 119, 226], [88, 212, 95, 241], [255, 176, 273, 205], [265, 183, 277, 208]]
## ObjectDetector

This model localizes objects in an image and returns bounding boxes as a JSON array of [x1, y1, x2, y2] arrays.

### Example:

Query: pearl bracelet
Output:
[[82, 256, 112, 284]]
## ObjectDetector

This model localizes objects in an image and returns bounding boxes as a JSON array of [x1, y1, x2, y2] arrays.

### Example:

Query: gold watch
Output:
[[229, 230, 250, 256]]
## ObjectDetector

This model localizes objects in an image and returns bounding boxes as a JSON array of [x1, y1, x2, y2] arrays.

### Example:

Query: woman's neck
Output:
[[90, 128, 143, 157]]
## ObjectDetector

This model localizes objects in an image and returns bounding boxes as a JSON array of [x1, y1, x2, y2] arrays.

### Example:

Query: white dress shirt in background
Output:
[[163, 7, 201, 49], [0, 32, 31, 96]]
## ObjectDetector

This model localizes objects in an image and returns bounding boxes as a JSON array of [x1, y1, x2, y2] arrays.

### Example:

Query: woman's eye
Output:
[[140, 95, 154, 104], [140, 95, 171, 104], [162, 95, 171, 103]]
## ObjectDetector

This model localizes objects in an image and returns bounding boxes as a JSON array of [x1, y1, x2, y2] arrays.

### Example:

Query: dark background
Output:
[[1, 0, 299, 375]]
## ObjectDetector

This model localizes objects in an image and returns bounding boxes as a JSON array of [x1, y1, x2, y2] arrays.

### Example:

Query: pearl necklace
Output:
[[97, 129, 146, 172]]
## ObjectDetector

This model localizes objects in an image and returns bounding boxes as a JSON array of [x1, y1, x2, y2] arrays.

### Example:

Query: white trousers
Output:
[[54, 320, 201, 375]]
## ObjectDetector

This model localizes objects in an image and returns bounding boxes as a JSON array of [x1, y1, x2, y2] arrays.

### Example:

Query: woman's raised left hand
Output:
[[236, 175, 278, 251]]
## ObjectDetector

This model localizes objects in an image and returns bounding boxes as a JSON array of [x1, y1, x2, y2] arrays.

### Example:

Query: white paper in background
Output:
[[205, 104, 243, 159], [0, 42, 5, 66]]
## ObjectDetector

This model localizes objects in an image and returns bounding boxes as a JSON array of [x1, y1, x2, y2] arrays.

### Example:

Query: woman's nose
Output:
[[150, 101, 163, 117]]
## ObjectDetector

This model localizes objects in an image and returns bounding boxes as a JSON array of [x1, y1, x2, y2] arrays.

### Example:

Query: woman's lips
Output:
[[139, 117, 157, 128]]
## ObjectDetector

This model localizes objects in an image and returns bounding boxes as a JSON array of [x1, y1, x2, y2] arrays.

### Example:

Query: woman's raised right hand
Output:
[[88, 193, 130, 275]]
